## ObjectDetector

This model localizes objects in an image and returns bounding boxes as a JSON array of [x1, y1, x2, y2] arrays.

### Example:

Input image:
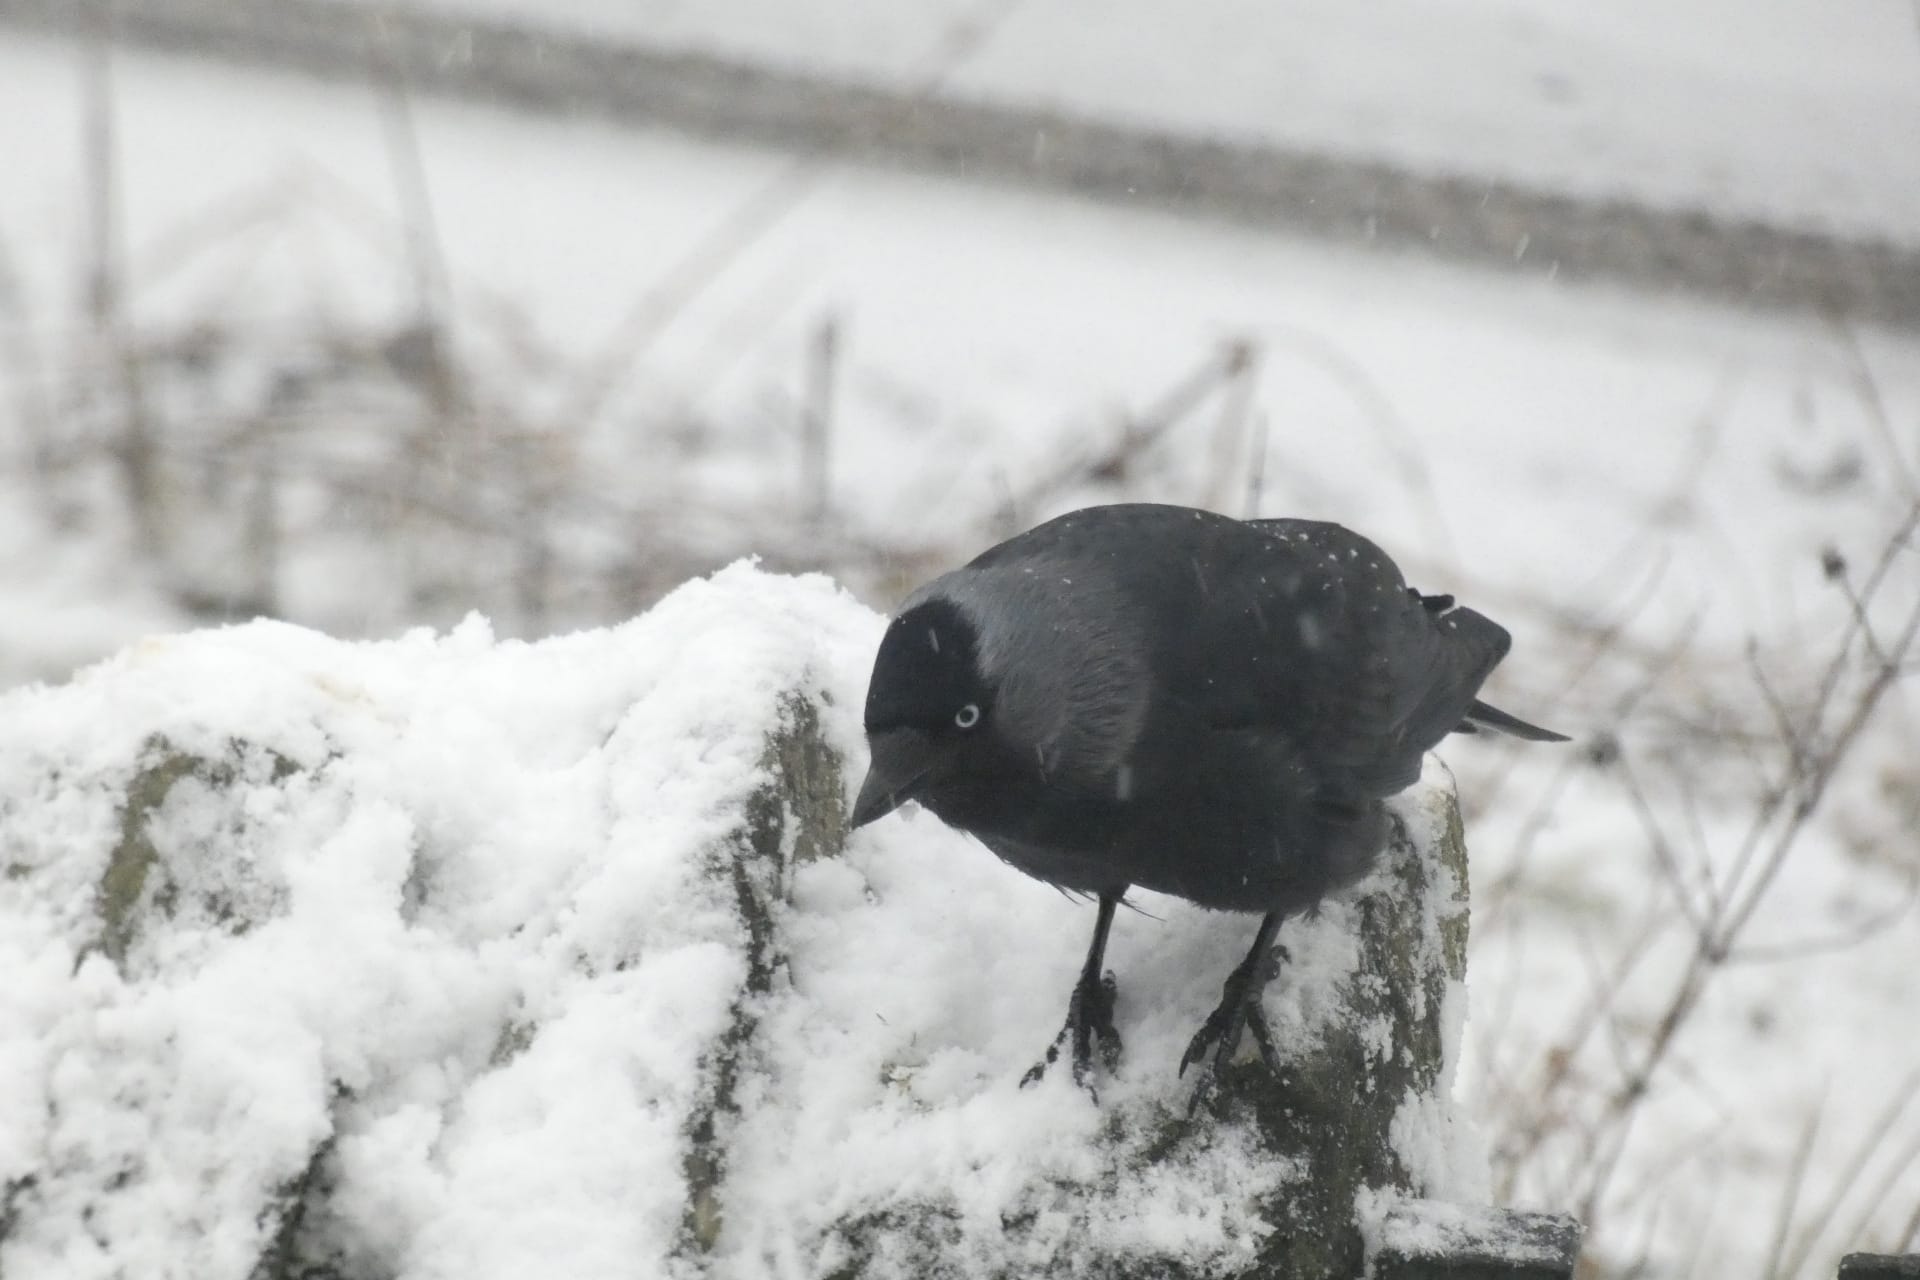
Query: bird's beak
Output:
[[851, 728, 937, 829]]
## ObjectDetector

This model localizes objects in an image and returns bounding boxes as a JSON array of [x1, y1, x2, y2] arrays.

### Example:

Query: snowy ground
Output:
[[2, 23, 1919, 1279], [318, 0, 1920, 245]]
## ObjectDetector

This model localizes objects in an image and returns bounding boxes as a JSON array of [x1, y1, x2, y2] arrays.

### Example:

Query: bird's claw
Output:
[[1178, 998, 1282, 1075], [1021, 969, 1122, 1092], [1179, 946, 1289, 1112]]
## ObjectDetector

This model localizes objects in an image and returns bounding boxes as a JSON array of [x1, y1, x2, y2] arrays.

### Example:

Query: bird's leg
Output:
[[1179, 912, 1288, 1093], [1021, 892, 1124, 1090]]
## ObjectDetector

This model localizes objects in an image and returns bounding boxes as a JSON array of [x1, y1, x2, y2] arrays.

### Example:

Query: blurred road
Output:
[[3, 0, 1918, 328]]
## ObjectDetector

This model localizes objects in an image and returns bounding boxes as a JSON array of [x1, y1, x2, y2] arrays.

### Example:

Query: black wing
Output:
[[977, 505, 1510, 798], [1220, 518, 1510, 794]]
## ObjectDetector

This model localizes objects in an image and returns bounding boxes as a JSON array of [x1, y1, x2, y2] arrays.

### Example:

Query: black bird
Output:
[[851, 503, 1566, 1092]]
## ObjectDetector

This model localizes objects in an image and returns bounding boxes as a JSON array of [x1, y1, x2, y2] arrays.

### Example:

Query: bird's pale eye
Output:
[[954, 703, 981, 730]]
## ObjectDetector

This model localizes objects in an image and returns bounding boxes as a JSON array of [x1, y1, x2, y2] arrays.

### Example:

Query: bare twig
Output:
[[1822, 1121, 1920, 1267], [554, 0, 1029, 435], [1261, 322, 1458, 565], [1778, 1069, 1920, 1278], [801, 313, 840, 523], [1203, 339, 1260, 512], [1746, 641, 1810, 774], [1825, 317, 1918, 500], [1678, 1165, 1727, 1280], [1613, 753, 1710, 937], [365, 15, 463, 432], [1007, 338, 1256, 518], [1898, 1192, 1920, 1253], [1242, 411, 1270, 518], [1762, 1093, 1828, 1280], [0, 238, 56, 486], [81, 6, 161, 555], [1576, 505, 1920, 1229], [1725, 877, 1920, 963]]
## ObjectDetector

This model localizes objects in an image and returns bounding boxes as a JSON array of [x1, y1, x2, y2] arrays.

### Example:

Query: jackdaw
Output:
[[851, 503, 1566, 1093]]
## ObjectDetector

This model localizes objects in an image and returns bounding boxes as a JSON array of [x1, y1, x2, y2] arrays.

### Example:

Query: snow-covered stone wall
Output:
[[0, 563, 1514, 1279]]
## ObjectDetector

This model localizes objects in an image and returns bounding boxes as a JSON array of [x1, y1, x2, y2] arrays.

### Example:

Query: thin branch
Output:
[[80, 5, 161, 556], [1822, 1121, 1920, 1269], [1573, 508, 1920, 1232], [364, 17, 463, 426], [1204, 339, 1260, 512], [801, 312, 840, 523], [1613, 754, 1710, 937], [1679, 1165, 1727, 1280], [555, 0, 1029, 435], [1241, 410, 1270, 518], [1806, 504, 1920, 720], [1762, 1091, 1828, 1280], [1261, 321, 1458, 565], [1007, 338, 1255, 516], [1779, 1068, 1920, 1279], [1716, 597, 1920, 948], [1726, 874, 1920, 963], [1898, 1190, 1920, 1253], [1746, 641, 1809, 775], [1825, 317, 1917, 500]]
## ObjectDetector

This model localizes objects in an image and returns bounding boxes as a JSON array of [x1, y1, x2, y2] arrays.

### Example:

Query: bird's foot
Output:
[[1179, 945, 1289, 1112], [1021, 968, 1123, 1092]]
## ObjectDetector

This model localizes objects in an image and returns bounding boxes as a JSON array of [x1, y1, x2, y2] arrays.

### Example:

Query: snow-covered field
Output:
[[318, 0, 1920, 244], [2, 20, 1919, 1280]]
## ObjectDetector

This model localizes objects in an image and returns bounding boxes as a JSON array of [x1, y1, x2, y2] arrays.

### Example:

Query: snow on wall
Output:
[[0, 562, 1487, 1279]]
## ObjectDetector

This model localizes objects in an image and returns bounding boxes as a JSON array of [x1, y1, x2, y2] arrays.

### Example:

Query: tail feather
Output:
[[1461, 699, 1570, 743]]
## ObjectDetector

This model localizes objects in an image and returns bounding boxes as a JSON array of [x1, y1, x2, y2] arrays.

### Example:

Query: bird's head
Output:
[[851, 596, 999, 829], [851, 569, 1152, 831]]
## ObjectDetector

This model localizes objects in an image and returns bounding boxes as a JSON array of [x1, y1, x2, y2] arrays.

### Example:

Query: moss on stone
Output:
[[93, 737, 304, 968], [97, 740, 203, 967], [678, 691, 846, 1260]]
